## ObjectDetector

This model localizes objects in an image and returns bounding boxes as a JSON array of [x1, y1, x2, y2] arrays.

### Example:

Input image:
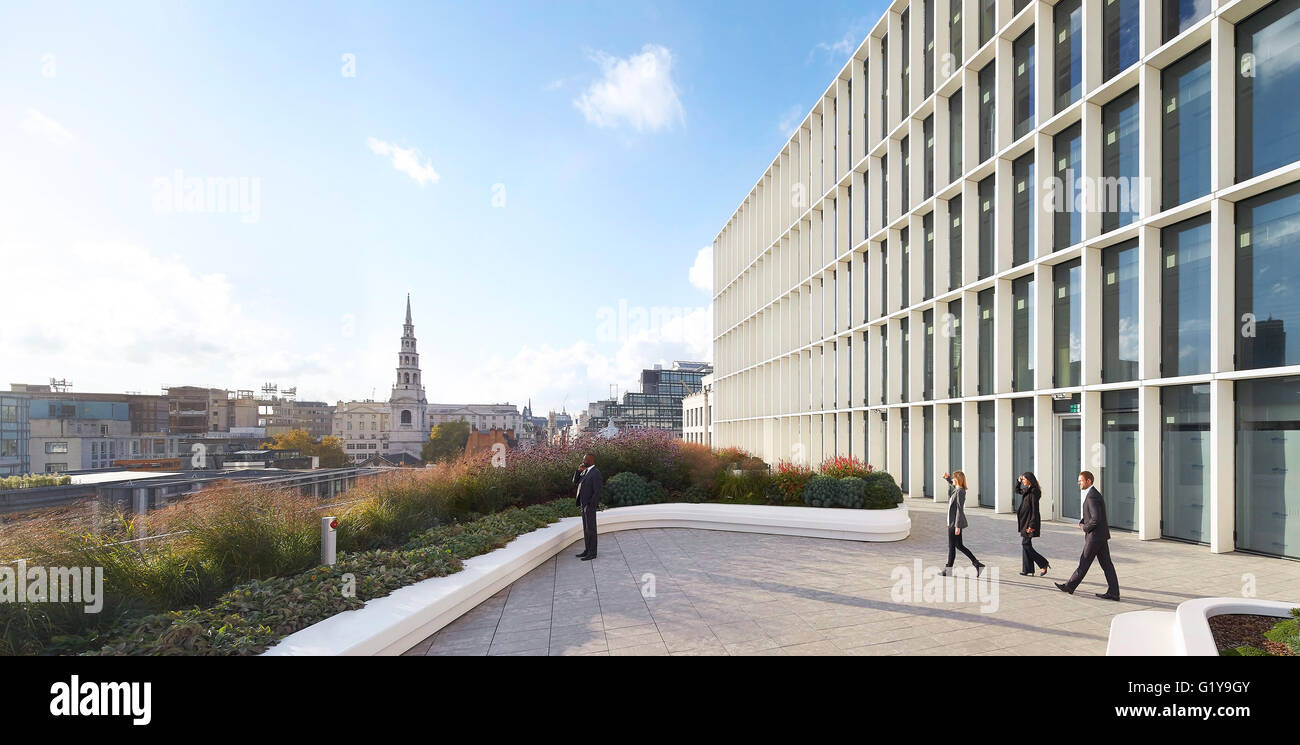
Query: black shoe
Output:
[[1055, 582, 1073, 594], [1095, 592, 1120, 601], [575, 553, 590, 559], [940, 566, 952, 577], [1019, 571, 1033, 576], [974, 563, 985, 577], [1039, 565, 1049, 576], [580, 554, 596, 561]]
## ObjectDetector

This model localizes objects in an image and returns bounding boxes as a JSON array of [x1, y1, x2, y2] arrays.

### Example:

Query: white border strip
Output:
[[1107, 597, 1296, 656], [262, 502, 910, 657]]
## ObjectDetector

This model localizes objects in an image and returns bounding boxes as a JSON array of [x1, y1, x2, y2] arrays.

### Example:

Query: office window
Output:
[[1012, 398, 1034, 509], [950, 0, 963, 65], [979, 0, 996, 47], [901, 9, 910, 116], [1237, 376, 1300, 559], [1054, 0, 1082, 113], [1160, 215, 1212, 377], [901, 318, 910, 402], [948, 90, 963, 183], [923, 114, 935, 199], [978, 62, 996, 162], [978, 174, 996, 278], [900, 227, 911, 309], [1101, 88, 1140, 232], [881, 155, 889, 224], [881, 243, 889, 316], [1102, 239, 1140, 382], [949, 407, 962, 470], [44, 442, 69, 454], [862, 170, 871, 237], [881, 326, 890, 403], [1013, 275, 1035, 391], [948, 299, 963, 397], [949, 195, 963, 289], [924, 0, 935, 98], [923, 407, 935, 498], [1236, 0, 1300, 183], [881, 34, 889, 139], [1103, 0, 1140, 82], [1053, 259, 1082, 387], [1161, 45, 1212, 210], [1162, 384, 1214, 543], [1012, 28, 1035, 140], [1012, 152, 1035, 266], [1163, 0, 1211, 43], [923, 212, 935, 300], [924, 310, 935, 400], [977, 400, 995, 507], [1053, 123, 1082, 250], [900, 410, 910, 492], [978, 288, 995, 394], [901, 135, 910, 211], [1101, 389, 1139, 532], [1236, 182, 1300, 369]]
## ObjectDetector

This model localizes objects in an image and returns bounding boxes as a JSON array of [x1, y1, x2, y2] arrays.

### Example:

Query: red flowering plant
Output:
[[769, 461, 814, 504], [818, 455, 874, 480]]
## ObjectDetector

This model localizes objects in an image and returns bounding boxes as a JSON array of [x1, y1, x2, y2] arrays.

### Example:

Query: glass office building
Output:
[[711, 0, 1300, 559]]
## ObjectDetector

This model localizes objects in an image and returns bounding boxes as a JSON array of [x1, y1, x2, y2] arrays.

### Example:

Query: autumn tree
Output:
[[421, 419, 471, 463], [262, 429, 348, 468]]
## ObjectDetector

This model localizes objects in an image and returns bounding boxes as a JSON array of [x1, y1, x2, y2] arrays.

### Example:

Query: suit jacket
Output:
[[1016, 484, 1042, 538], [574, 466, 603, 510], [1080, 486, 1110, 541], [943, 476, 968, 529]]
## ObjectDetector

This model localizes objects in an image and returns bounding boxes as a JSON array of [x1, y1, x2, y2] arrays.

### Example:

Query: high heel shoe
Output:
[[1039, 564, 1049, 577]]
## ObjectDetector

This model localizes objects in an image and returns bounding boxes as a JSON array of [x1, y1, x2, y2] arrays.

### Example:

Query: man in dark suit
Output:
[[573, 454, 603, 561], [1056, 470, 1120, 600]]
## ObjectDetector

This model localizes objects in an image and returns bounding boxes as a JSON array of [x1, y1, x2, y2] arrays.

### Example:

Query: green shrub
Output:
[[802, 475, 840, 508], [0, 473, 72, 490], [715, 471, 768, 504], [863, 471, 903, 508], [681, 484, 711, 503], [1221, 645, 1270, 656], [836, 477, 867, 509], [604, 472, 654, 507], [1262, 608, 1300, 655]]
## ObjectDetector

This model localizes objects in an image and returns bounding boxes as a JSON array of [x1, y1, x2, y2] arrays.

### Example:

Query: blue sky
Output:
[[0, 0, 888, 415]]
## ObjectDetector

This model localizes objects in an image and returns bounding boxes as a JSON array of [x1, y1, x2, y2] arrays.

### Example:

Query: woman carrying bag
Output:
[[941, 471, 984, 577], [1015, 472, 1050, 577]]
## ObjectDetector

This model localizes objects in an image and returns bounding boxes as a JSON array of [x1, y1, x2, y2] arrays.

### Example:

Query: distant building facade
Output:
[[603, 361, 712, 435], [427, 403, 522, 434], [332, 400, 391, 462], [682, 373, 713, 446]]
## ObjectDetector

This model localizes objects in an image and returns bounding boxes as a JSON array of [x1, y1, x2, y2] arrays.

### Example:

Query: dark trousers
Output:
[[1064, 534, 1119, 595], [1021, 535, 1049, 573], [946, 526, 980, 567], [581, 505, 597, 556]]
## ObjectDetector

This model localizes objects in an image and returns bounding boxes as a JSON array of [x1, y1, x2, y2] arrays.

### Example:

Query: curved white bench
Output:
[[1107, 597, 1296, 656], [263, 502, 910, 656]]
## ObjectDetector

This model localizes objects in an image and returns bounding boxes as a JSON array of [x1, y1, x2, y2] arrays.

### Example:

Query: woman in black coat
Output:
[[1015, 472, 1050, 576]]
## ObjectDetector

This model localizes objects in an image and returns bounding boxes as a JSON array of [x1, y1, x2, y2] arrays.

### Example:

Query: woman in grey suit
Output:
[[941, 471, 984, 576]]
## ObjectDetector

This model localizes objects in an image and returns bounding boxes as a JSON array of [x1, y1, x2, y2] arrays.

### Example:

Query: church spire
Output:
[[405, 293, 412, 325]]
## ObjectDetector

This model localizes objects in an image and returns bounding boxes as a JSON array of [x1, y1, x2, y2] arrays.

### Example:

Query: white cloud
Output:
[[778, 104, 805, 138], [574, 44, 685, 132], [367, 137, 439, 186], [809, 20, 870, 64], [689, 245, 712, 293], [22, 108, 74, 146]]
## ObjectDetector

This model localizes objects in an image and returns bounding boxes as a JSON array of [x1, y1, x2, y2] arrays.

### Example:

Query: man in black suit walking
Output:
[[573, 454, 603, 561], [1056, 470, 1120, 600]]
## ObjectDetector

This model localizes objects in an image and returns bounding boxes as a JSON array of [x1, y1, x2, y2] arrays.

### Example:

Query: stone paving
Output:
[[403, 499, 1300, 656]]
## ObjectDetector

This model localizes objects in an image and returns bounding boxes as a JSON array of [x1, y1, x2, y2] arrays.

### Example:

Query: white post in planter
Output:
[[321, 516, 337, 566]]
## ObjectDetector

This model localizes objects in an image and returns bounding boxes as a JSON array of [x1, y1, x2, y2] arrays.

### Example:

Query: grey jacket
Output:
[[944, 475, 969, 529]]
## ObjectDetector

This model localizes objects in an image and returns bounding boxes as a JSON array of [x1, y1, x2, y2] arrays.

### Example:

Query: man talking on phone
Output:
[[573, 454, 603, 561]]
